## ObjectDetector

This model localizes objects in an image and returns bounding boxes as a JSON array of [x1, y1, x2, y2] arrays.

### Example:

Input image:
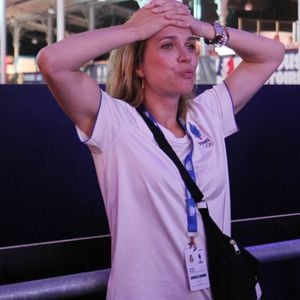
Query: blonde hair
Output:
[[106, 40, 194, 118]]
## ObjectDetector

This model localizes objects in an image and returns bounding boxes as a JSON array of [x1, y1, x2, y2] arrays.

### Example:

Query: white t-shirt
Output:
[[77, 82, 238, 300]]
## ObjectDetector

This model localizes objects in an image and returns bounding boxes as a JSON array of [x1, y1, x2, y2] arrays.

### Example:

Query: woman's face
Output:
[[137, 26, 198, 98]]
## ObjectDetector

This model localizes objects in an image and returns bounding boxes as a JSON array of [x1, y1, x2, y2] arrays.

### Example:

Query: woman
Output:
[[37, 0, 284, 299]]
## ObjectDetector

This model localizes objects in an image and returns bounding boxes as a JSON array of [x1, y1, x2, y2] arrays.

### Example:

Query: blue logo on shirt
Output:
[[189, 122, 201, 139], [189, 122, 214, 149]]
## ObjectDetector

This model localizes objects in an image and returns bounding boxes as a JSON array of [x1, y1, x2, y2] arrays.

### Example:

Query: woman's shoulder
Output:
[[100, 88, 138, 117], [188, 82, 233, 119], [189, 82, 238, 137], [193, 82, 229, 104], [101, 88, 132, 107]]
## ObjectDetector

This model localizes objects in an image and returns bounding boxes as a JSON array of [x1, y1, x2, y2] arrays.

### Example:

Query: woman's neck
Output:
[[143, 95, 185, 138]]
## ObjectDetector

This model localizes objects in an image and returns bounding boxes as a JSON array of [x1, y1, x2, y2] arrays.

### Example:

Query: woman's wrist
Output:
[[203, 22, 216, 40], [118, 22, 141, 43], [204, 22, 229, 47], [191, 20, 215, 40]]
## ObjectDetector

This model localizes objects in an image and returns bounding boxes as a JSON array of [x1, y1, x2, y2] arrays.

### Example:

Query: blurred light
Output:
[[31, 37, 38, 45], [9, 17, 15, 25], [48, 7, 55, 15], [244, 3, 253, 11]]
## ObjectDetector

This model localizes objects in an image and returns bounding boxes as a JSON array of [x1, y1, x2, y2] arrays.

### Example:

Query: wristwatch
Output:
[[204, 21, 229, 48]]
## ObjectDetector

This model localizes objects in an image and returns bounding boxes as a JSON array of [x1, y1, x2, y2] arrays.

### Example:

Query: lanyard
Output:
[[141, 108, 198, 235]]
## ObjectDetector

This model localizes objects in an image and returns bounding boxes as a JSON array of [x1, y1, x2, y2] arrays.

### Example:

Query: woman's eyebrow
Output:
[[158, 35, 176, 42], [158, 36, 197, 42]]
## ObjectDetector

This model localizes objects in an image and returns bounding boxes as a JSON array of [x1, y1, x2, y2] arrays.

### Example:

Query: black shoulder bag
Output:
[[137, 109, 262, 300]]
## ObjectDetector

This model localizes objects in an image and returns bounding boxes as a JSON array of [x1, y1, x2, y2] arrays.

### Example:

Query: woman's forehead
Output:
[[150, 26, 193, 41]]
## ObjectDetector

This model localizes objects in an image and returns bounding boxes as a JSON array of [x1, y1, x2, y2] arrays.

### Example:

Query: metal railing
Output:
[[238, 18, 298, 44], [0, 239, 300, 299]]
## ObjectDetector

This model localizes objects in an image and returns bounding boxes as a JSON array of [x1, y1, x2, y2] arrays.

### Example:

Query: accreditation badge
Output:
[[184, 247, 210, 292]]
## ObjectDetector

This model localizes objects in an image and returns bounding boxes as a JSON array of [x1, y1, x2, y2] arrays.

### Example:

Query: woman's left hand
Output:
[[146, 0, 190, 15], [148, 0, 214, 39], [126, 0, 192, 41]]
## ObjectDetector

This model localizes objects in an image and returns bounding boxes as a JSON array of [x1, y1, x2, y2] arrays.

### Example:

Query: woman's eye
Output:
[[161, 43, 173, 49], [186, 43, 196, 51]]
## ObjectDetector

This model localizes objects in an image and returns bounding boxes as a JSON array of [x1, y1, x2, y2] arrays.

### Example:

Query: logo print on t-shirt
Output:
[[189, 122, 201, 139], [189, 122, 214, 149]]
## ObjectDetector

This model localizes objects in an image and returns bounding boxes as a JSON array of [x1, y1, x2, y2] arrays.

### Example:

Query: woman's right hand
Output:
[[126, 0, 191, 41]]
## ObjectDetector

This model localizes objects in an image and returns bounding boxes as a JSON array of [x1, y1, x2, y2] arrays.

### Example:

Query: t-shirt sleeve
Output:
[[195, 82, 238, 138], [213, 82, 238, 137], [76, 89, 134, 153]]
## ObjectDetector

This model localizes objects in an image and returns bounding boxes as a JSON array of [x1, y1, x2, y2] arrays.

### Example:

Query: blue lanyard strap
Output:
[[140, 107, 198, 234], [184, 152, 198, 233]]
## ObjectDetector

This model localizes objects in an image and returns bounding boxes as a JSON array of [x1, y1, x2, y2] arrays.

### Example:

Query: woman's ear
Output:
[[136, 65, 144, 78]]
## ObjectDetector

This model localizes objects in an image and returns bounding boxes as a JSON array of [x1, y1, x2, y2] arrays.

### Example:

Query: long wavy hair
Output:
[[106, 40, 195, 118]]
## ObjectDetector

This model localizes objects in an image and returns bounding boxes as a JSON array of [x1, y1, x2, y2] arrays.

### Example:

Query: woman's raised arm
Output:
[[197, 23, 285, 114], [221, 27, 285, 113], [163, 8, 285, 114], [37, 25, 138, 136], [36, 1, 190, 136]]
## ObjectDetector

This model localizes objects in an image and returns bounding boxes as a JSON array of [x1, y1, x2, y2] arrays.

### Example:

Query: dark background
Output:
[[0, 85, 109, 247], [0, 84, 299, 299], [0, 84, 299, 247]]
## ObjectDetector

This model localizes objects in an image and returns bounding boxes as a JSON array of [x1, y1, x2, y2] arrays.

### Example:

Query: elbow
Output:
[[36, 46, 60, 80], [263, 41, 285, 74], [273, 41, 285, 67]]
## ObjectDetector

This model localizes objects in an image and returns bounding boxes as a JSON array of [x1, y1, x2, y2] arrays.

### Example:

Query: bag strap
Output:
[[137, 108, 204, 204]]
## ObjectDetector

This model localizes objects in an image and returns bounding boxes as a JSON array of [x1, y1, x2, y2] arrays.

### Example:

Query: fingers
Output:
[[127, 0, 192, 40], [153, 0, 191, 29], [145, 0, 167, 9], [153, 4, 190, 15], [145, 0, 182, 8], [127, 4, 188, 40], [146, 0, 191, 15], [165, 19, 190, 28]]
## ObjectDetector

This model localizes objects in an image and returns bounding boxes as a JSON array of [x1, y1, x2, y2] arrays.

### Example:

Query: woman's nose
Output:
[[177, 47, 191, 63]]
